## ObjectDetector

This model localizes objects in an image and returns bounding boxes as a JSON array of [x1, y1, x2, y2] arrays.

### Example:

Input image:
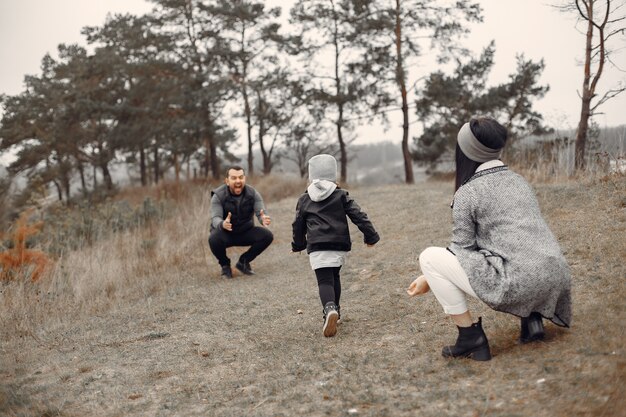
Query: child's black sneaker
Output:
[[322, 302, 339, 337]]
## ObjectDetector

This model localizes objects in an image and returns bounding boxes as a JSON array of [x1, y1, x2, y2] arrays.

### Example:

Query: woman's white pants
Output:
[[419, 246, 478, 315]]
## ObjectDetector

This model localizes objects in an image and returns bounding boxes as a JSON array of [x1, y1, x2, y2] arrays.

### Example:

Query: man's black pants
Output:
[[208, 226, 274, 266]]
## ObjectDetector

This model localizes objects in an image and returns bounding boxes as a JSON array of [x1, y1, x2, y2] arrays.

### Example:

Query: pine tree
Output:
[[290, 0, 387, 182], [413, 43, 549, 167], [352, 0, 482, 183]]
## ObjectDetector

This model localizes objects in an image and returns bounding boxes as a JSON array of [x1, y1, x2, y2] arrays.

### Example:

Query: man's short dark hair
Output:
[[226, 166, 245, 177]]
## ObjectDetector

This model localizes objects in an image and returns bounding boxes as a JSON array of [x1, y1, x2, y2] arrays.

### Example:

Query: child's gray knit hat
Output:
[[308, 154, 337, 182]]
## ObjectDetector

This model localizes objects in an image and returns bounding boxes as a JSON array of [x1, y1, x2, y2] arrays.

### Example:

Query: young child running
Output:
[[292, 154, 380, 337]]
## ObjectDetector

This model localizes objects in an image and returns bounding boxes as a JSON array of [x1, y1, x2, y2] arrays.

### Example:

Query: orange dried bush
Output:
[[0, 210, 50, 281]]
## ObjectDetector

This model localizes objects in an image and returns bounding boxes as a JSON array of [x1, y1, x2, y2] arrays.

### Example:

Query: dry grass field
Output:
[[1, 173, 625, 417]]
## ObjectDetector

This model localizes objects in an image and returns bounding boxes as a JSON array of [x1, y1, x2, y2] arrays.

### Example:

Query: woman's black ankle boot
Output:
[[520, 312, 544, 343], [442, 317, 492, 361]]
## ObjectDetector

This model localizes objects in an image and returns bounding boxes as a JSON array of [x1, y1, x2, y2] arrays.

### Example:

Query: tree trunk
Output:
[[239, 28, 254, 176], [62, 174, 71, 203], [77, 162, 87, 196], [97, 140, 113, 190], [297, 145, 308, 178], [259, 126, 270, 175], [257, 97, 272, 175], [174, 153, 181, 183], [575, 98, 592, 171], [140, 146, 147, 186], [337, 105, 347, 183], [203, 105, 220, 179], [208, 135, 220, 180], [263, 154, 271, 175], [333, 25, 347, 183], [396, 0, 414, 184], [204, 138, 210, 178], [575, 0, 595, 171], [52, 180, 62, 202], [153, 145, 160, 185], [243, 86, 254, 176], [101, 163, 113, 191]]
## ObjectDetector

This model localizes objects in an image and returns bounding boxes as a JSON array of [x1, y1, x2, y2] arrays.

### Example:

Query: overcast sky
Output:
[[1, 0, 625, 149]]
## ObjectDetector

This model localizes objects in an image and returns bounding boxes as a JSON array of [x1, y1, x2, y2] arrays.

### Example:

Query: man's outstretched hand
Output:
[[223, 212, 233, 231], [260, 209, 271, 227]]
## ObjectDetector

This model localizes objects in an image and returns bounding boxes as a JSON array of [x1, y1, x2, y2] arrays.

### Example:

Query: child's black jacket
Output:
[[291, 188, 379, 253]]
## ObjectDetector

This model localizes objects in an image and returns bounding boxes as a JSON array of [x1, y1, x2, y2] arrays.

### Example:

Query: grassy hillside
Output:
[[1, 173, 625, 416]]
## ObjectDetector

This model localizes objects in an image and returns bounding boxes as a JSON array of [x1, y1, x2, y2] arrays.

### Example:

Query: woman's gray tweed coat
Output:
[[449, 166, 571, 327]]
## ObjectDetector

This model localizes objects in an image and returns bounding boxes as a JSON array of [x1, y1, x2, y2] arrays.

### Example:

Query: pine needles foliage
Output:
[[0, 210, 50, 282]]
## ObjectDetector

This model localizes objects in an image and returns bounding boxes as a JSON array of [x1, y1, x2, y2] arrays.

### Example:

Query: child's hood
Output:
[[307, 179, 337, 202]]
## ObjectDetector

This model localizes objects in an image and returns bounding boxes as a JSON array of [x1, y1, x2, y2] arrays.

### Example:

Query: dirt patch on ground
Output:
[[1, 177, 625, 416]]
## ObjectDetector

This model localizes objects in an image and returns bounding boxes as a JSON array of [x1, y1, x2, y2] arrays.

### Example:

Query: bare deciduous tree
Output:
[[561, 0, 626, 170]]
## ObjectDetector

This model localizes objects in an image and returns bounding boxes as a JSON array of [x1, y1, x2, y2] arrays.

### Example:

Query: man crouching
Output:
[[208, 166, 273, 278]]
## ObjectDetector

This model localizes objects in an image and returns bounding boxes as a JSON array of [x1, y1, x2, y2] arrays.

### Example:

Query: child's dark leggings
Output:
[[314, 267, 342, 307]]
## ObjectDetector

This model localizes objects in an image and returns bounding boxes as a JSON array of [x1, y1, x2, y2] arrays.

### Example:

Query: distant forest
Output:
[[0, 0, 623, 205]]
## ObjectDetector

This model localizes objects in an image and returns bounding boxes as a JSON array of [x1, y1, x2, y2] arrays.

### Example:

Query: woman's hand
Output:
[[406, 275, 430, 297]]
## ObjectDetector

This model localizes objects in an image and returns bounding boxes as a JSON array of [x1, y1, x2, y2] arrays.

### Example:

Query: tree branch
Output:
[[576, 0, 591, 21], [591, 85, 626, 112]]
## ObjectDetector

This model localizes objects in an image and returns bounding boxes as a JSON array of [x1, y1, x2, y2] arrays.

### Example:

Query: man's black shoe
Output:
[[235, 259, 255, 275], [221, 265, 233, 279]]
